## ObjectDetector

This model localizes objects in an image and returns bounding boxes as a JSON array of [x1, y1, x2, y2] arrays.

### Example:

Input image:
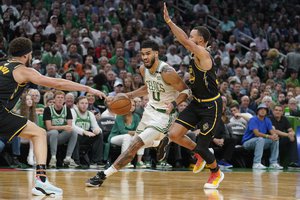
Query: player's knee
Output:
[[168, 130, 178, 141], [37, 128, 47, 138]]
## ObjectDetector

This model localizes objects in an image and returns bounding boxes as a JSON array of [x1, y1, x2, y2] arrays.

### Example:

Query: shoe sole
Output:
[[156, 137, 169, 162], [203, 172, 224, 189], [32, 187, 63, 196], [85, 182, 100, 187]]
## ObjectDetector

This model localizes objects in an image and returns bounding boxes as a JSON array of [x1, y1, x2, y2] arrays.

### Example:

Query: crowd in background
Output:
[[0, 0, 300, 169]]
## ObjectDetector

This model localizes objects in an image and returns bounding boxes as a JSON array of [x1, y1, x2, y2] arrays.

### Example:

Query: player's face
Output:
[[189, 29, 202, 45], [25, 52, 32, 67], [78, 98, 88, 112], [141, 48, 157, 69]]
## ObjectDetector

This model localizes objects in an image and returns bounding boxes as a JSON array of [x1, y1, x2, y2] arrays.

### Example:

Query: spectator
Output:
[[43, 91, 78, 168], [242, 103, 283, 169], [285, 69, 300, 88], [287, 98, 300, 117], [72, 96, 104, 168], [240, 96, 255, 115], [270, 105, 299, 168], [228, 104, 253, 145], [104, 100, 145, 168]]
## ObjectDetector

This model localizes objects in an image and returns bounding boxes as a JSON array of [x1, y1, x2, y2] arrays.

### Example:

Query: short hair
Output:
[[230, 104, 239, 110], [193, 26, 211, 43], [77, 96, 88, 103], [53, 90, 65, 98], [141, 40, 159, 51], [8, 37, 32, 57]]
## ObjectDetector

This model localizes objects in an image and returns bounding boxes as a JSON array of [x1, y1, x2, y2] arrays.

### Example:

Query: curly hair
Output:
[[8, 37, 32, 57]]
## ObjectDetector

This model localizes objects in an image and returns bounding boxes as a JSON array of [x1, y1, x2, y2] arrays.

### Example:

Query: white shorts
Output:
[[136, 105, 177, 147]]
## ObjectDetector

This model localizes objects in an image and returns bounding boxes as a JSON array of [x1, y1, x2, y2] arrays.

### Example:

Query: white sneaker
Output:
[[252, 163, 267, 169], [49, 157, 57, 168], [27, 155, 35, 166], [125, 163, 134, 168], [63, 158, 79, 168], [269, 163, 283, 170], [32, 177, 63, 196]]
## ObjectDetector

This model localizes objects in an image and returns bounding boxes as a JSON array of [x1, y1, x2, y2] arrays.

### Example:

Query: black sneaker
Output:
[[156, 136, 170, 162], [288, 162, 300, 169], [86, 171, 106, 187]]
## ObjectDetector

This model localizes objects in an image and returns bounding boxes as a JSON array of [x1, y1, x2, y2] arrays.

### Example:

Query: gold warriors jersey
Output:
[[0, 60, 28, 110], [188, 54, 219, 99]]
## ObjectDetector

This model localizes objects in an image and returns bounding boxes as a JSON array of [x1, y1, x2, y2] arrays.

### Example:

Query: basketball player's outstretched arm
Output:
[[13, 66, 106, 99], [163, 3, 211, 71]]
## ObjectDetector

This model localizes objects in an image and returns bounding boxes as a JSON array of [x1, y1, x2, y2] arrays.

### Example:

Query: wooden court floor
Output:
[[0, 168, 299, 200]]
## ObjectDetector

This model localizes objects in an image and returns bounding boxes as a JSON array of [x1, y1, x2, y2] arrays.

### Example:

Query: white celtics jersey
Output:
[[144, 61, 178, 109]]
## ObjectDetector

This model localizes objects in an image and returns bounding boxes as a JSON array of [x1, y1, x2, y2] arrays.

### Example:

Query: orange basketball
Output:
[[107, 93, 132, 115]]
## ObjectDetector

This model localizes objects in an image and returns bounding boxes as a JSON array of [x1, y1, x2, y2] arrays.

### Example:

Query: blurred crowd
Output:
[[0, 0, 299, 169]]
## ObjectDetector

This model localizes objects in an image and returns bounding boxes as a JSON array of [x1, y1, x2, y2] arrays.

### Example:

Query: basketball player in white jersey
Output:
[[86, 40, 191, 187]]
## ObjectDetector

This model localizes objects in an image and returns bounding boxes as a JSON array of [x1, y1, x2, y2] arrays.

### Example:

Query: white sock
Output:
[[65, 156, 72, 160], [51, 156, 56, 159], [104, 165, 118, 177]]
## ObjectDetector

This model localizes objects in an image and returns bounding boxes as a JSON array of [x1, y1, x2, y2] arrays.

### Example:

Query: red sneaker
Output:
[[204, 170, 224, 189], [193, 153, 206, 173]]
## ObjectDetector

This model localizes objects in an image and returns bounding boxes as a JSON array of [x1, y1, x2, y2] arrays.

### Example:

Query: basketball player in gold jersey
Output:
[[161, 3, 224, 189], [0, 37, 106, 196]]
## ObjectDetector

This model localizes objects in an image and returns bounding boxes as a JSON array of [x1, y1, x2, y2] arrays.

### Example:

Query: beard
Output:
[[144, 56, 155, 69], [25, 57, 31, 67]]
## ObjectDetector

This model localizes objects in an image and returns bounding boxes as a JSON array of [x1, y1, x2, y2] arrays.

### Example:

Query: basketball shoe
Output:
[[193, 153, 206, 173], [204, 169, 224, 189], [86, 171, 106, 187], [32, 176, 63, 196], [156, 136, 170, 161]]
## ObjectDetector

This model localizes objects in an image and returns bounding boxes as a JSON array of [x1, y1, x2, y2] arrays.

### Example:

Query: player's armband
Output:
[[180, 89, 192, 98]]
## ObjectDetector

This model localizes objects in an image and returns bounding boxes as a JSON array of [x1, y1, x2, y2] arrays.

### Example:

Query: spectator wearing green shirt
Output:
[[285, 69, 300, 87]]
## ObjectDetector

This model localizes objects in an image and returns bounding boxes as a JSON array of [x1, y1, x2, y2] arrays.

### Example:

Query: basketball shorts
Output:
[[0, 106, 27, 141], [136, 105, 177, 147], [175, 97, 222, 137]]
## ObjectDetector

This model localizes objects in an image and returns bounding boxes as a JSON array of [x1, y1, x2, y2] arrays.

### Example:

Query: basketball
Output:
[[107, 93, 132, 115]]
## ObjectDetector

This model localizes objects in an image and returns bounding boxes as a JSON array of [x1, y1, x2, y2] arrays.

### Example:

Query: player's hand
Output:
[[88, 87, 107, 99], [165, 102, 173, 114], [163, 2, 171, 24], [105, 96, 114, 105]]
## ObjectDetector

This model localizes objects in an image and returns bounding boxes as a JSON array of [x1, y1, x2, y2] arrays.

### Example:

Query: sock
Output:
[[104, 165, 118, 177], [65, 156, 71, 160], [210, 165, 220, 173], [36, 164, 47, 182]]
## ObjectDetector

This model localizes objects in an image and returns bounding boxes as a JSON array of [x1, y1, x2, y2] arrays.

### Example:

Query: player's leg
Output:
[[19, 120, 63, 196], [196, 98, 224, 189], [86, 135, 145, 187]]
